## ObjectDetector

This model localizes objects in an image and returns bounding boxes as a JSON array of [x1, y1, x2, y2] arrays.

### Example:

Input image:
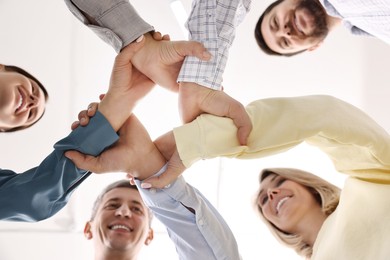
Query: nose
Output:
[[115, 205, 132, 218], [267, 188, 280, 201], [26, 94, 39, 109], [284, 24, 291, 35]]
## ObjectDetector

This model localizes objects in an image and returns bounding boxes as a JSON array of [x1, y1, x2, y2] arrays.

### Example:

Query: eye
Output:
[[28, 109, 33, 119], [273, 17, 278, 30], [276, 178, 286, 187], [282, 38, 289, 48], [105, 203, 120, 209], [131, 206, 144, 215], [261, 196, 268, 205]]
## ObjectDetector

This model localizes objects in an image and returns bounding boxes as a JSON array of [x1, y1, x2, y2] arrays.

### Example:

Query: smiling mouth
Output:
[[276, 196, 291, 214], [294, 16, 305, 35], [109, 224, 133, 232], [15, 88, 25, 113]]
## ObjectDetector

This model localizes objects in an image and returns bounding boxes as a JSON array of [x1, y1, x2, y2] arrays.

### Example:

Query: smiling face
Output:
[[260, 0, 329, 55], [257, 174, 322, 234], [85, 187, 153, 258], [0, 65, 46, 131]]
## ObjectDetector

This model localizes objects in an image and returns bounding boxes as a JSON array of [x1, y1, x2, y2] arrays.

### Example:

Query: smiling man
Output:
[[85, 180, 153, 260], [255, 0, 390, 56]]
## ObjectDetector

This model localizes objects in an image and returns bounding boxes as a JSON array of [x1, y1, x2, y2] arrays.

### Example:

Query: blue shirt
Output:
[[135, 166, 241, 260], [320, 0, 390, 44], [0, 111, 118, 222]]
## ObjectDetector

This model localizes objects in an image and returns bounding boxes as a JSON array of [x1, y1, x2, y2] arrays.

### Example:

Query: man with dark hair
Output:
[[85, 180, 154, 260], [255, 0, 390, 56]]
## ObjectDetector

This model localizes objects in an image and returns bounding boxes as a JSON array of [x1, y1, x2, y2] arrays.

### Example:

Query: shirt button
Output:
[[149, 188, 156, 194], [164, 184, 171, 189], [198, 219, 204, 226]]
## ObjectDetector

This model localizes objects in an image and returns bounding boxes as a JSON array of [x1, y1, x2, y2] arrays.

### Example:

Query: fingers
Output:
[[141, 150, 186, 189], [152, 31, 171, 41], [65, 151, 101, 173], [87, 102, 99, 117], [115, 35, 146, 66], [174, 41, 212, 61], [127, 176, 136, 185], [71, 121, 80, 130], [231, 106, 252, 145], [99, 93, 105, 101]]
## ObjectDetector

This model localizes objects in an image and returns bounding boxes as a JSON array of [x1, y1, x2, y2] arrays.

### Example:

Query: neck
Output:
[[295, 210, 327, 247], [326, 14, 342, 32], [95, 249, 138, 260]]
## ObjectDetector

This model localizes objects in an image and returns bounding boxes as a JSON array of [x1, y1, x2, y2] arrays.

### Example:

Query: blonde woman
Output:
[[141, 95, 390, 259]]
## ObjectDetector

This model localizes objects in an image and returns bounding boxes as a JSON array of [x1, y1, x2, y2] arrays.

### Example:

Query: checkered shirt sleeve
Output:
[[177, 0, 251, 90]]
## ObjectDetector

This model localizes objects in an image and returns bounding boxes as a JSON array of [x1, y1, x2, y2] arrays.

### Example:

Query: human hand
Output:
[[98, 36, 155, 131], [131, 33, 211, 92], [71, 94, 105, 130], [140, 148, 186, 189], [179, 82, 252, 145], [134, 131, 186, 188], [65, 114, 165, 176]]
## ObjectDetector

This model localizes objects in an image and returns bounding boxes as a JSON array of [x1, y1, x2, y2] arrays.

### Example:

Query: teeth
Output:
[[17, 93, 23, 110], [295, 18, 304, 34], [110, 224, 131, 231], [276, 197, 290, 214]]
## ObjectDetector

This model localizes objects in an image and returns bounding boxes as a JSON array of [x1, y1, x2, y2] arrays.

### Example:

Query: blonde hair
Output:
[[255, 168, 340, 258]]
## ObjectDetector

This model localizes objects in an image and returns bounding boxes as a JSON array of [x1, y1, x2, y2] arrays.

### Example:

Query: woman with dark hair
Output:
[[0, 40, 154, 222], [0, 64, 49, 132]]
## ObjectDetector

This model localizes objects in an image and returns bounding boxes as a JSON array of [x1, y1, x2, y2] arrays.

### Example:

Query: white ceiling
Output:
[[1, 0, 390, 259]]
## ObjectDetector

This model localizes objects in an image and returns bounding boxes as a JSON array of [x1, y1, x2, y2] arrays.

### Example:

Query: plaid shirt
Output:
[[177, 0, 251, 90], [320, 0, 390, 44]]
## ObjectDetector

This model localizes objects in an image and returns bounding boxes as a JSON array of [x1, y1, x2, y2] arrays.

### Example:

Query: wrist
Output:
[[98, 92, 134, 131]]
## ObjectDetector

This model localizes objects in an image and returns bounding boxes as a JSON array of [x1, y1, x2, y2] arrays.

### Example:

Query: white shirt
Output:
[[320, 0, 390, 44], [135, 165, 241, 260]]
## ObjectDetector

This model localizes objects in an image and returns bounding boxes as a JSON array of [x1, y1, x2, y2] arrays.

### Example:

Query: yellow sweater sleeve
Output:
[[173, 95, 390, 182]]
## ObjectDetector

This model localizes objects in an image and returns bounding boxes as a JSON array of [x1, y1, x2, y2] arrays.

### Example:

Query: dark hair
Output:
[[3, 65, 49, 132], [254, 0, 306, 57], [90, 180, 154, 226]]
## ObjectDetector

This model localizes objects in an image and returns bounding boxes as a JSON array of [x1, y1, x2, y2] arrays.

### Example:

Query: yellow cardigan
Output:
[[173, 95, 390, 259]]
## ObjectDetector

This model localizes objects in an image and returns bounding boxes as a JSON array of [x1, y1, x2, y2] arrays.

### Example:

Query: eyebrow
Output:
[[258, 174, 278, 199], [105, 197, 144, 207]]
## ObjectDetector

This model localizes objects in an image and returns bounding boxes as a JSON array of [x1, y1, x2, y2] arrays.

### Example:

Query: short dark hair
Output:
[[254, 0, 306, 57], [3, 65, 49, 132], [90, 180, 153, 226]]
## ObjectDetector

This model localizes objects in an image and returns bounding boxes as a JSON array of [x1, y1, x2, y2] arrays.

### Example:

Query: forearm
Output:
[[174, 95, 390, 178], [178, 0, 249, 90], [0, 112, 118, 222], [65, 0, 154, 52], [135, 174, 240, 259]]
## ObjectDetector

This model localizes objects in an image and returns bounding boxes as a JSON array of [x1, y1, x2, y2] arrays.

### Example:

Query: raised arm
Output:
[[0, 40, 150, 222], [64, 113, 241, 260], [177, 0, 252, 144], [145, 95, 390, 188]]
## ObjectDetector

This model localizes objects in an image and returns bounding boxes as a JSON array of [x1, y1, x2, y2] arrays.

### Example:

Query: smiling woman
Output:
[[256, 168, 340, 257], [0, 64, 49, 132]]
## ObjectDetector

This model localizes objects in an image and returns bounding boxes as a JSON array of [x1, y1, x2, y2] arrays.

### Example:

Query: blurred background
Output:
[[1, 0, 390, 259]]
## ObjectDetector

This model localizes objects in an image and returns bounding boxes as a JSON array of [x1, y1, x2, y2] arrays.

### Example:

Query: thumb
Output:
[[115, 35, 146, 65], [65, 150, 100, 173], [141, 150, 186, 189], [174, 41, 212, 61]]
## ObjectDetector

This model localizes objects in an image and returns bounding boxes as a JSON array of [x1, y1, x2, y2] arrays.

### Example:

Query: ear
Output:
[[144, 228, 154, 246], [84, 221, 93, 240], [307, 40, 323, 51]]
